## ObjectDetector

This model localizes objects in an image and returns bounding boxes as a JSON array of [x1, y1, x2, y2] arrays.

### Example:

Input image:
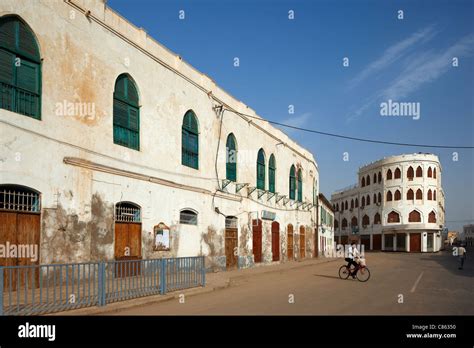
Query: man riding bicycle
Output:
[[345, 242, 360, 278]]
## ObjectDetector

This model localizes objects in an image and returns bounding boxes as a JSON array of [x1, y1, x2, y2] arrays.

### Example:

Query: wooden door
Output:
[[271, 221, 280, 261], [252, 219, 262, 263], [114, 222, 142, 277], [410, 233, 421, 252], [225, 227, 238, 269], [372, 234, 381, 250], [360, 235, 370, 251], [314, 228, 319, 257], [299, 226, 305, 259], [287, 224, 294, 260], [341, 235, 348, 245], [0, 212, 40, 289]]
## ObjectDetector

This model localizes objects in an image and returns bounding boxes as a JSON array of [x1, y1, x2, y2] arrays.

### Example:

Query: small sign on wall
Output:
[[154, 222, 170, 251]]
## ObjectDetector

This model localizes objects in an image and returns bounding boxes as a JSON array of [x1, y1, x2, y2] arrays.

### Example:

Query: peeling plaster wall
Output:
[[0, 0, 320, 267]]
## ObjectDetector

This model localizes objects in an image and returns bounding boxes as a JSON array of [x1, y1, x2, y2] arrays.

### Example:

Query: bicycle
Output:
[[338, 261, 370, 282]]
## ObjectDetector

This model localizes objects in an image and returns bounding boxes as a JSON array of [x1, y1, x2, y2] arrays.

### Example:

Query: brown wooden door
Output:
[[299, 226, 305, 259], [0, 212, 40, 289], [341, 235, 348, 245], [225, 227, 238, 269], [314, 228, 319, 257], [114, 222, 142, 277], [252, 219, 262, 263], [360, 235, 370, 251], [410, 233, 421, 252], [287, 224, 294, 260], [271, 221, 280, 261], [372, 234, 381, 250]]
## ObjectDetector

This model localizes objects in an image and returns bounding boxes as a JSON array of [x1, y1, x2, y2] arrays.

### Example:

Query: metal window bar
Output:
[[225, 217, 238, 229], [0, 189, 40, 212], [115, 204, 141, 222], [179, 211, 198, 225]]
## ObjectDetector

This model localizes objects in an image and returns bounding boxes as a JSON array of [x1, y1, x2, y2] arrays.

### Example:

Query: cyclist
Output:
[[345, 242, 359, 278]]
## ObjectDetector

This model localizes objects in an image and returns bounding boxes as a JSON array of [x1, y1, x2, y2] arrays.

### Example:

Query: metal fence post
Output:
[[160, 259, 166, 295], [0, 267, 4, 315], [201, 256, 206, 287], [98, 262, 106, 307]]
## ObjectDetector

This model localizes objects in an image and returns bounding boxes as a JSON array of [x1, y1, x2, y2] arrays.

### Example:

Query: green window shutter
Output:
[[0, 18, 16, 52], [226, 134, 237, 181], [297, 170, 302, 202], [182, 111, 199, 169], [113, 75, 140, 150], [289, 165, 295, 200], [256, 149, 265, 190], [0, 49, 14, 84], [18, 21, 39, 61], [113, 99, 128, 127], [16, 59, 39, 93], [268, 154, 275, 193]]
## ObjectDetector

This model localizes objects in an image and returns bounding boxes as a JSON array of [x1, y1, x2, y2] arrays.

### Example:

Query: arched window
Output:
[[345, 201, 348, 210], [366, 175, 370, 186], [373, 173, 377, 184], [387, 211, 400, 223], [386, 169, 392, 180], [179, 209, 198, 225], [0, 184, 40, 212], [373, 194, 377, 204], [386, 191, 393, 202], [350, 199, 354, 209], [394, 190, 401, 201], [407, 189, 414, 200], [355, 198, 359, 208], [416, 189, 422, 200], [289, 165, 296, 199], [362, 215, 370, 227], [297, 168, 303, 202], [428, 211, 436, 223], [115, 202, 141, 222], [378, 192, 382, 203], [257, 148, 266, 190], [433, 168, 437, 179], [351, 217, 358, 227], [374, 213, 381, 225], [0, 16, 41, 119], [361, 196, 365, 206], [334, 219, 339, 229], [113, 74, 140, 150], [378, 171, 382, 183], [408, 210, 421, 222], [336, 203, 339, 211], [225, 216, 238, 228], [341, 218, 347, 230], [361, 177, 365, 187], [433, 190, 436, 201], [427, 189, 432, 200], [182, 110, 199, 168], [428, 167, 432, 178], [407, 166, 414, 180], [268, 154, 276, 193], [394, 168, 401, 179], [416, 166, 422, 177], [366, 194, 370, 205], [226, 133, 237, 181]]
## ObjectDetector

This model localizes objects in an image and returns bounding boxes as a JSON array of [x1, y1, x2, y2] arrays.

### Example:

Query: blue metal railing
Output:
[[0, 256, 205, 315]]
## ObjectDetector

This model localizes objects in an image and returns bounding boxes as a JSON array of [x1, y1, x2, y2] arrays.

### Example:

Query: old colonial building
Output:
[[318, 193, 334, 256], [331, 153, 445, 253], [0, 0, 320, 272]]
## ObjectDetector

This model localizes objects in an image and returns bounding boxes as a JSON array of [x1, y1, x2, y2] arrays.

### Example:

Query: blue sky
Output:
[[109, 0, 474, 234]]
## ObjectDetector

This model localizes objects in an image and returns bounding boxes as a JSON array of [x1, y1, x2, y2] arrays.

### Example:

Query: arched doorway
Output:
[[271, 221, 280, 261], [252, 219, 262, 263], [114, 202, 142, 276], [0, 185, 41, 289], [287, 224, 294, 260], [299, 226, 305, 259]]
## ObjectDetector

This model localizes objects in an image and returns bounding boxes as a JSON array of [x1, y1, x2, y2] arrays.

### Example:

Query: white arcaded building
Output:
[[0, 0, 321, 272], [331, 154, 445, 253]]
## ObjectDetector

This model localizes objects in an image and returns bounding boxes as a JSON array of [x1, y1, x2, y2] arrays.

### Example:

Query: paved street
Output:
[[106, 250, 473, 315]]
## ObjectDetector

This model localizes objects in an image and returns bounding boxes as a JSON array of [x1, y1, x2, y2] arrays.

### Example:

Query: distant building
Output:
[[331, 153, 445, 253], [318, 193, 334, 256], [463, 225, 474, 246], [447, 231, 458, 246]]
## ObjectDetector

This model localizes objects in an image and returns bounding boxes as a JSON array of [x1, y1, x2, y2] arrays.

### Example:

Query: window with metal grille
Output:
[[289, 165, 296, 200], [387, 211, 400, 223], [0, 16, 41, 119], [180, 209, 198, 225], [113, 74, 140, 150], [297, 169, 302, 202], [268, 154, 276, 193], [182, 110, 199, 169], [225, 216, 238, 229], [226, 133, 237, 181], [115, 202, 141, 222], [256, 148, 265, 190], [0, 185, 40, 212]]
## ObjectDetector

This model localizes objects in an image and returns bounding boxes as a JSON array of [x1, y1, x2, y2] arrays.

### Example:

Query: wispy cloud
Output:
[[348, 26, 437, 89], [277, 112, 312, 134]]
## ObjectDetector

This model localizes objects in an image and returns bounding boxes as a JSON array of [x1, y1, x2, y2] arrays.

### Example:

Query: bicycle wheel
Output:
[[356, 266, 370, 282], [339, 265, 350, 279]]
